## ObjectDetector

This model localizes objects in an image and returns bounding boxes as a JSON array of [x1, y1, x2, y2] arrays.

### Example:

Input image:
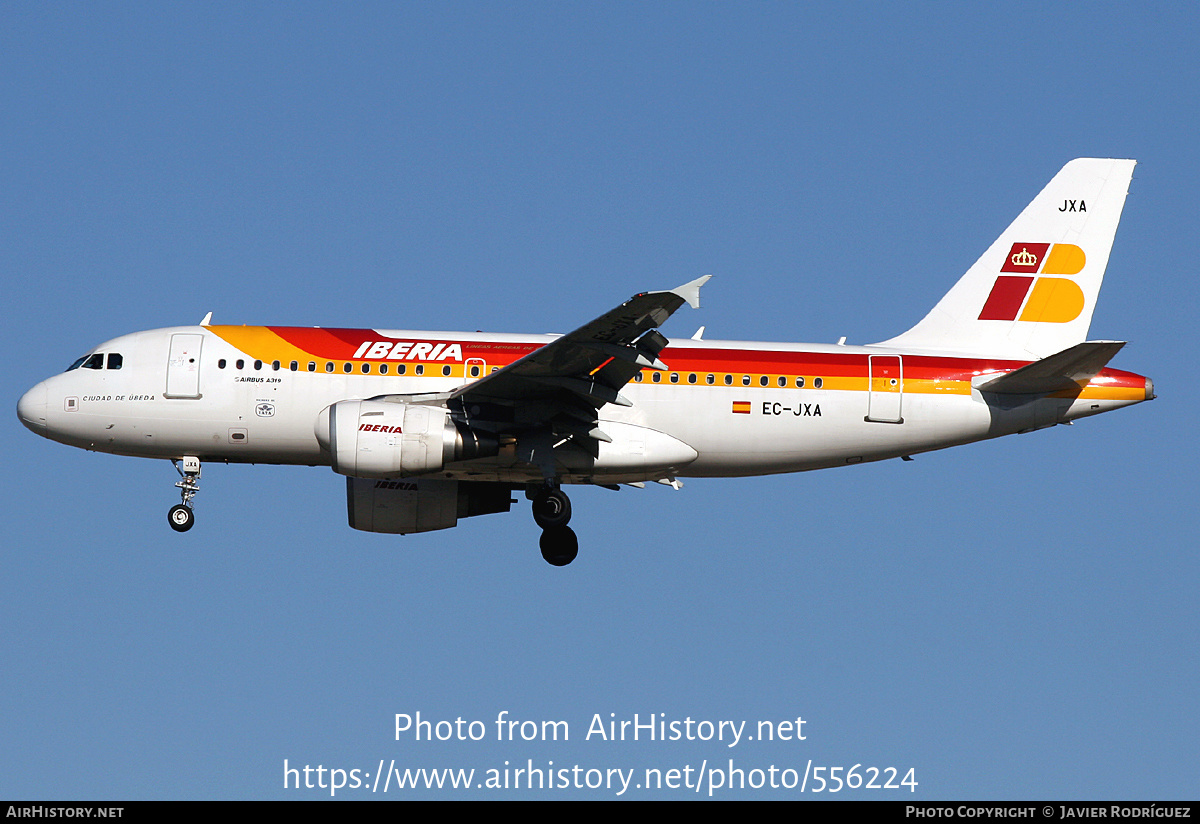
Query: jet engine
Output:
[[315, 399, 496, 478], [346, 477, 513, 534]]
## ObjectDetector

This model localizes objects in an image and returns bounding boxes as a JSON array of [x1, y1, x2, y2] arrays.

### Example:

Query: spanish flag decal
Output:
[[732, 401, 752, 414]]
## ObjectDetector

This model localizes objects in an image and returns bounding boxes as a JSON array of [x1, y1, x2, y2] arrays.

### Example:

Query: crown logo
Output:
[[1011, 247, 1038, 267]]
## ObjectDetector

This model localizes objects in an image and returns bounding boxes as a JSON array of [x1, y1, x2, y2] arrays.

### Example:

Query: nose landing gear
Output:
[[531, 486, 578, 566], [168, 456, 201, 533]]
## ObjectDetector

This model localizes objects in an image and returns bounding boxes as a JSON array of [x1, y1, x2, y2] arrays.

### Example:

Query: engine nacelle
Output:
[[346, 478, 513, 534], [315, 400, 495, 478]]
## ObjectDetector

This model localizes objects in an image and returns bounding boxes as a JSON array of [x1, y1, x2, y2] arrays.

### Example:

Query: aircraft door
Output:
[[165, 333, 204, 399], [866, 355, 903, 423]]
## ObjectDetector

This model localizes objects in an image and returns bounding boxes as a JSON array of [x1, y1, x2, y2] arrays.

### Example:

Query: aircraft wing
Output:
[[447, 276, 710, 455]]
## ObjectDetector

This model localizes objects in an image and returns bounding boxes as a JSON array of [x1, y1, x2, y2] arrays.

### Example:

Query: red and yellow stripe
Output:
[[204, 327, 1150, 403]]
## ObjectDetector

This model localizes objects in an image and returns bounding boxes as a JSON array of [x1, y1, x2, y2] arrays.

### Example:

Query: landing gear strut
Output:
[[168, 456, 201, 533], [531, 485, 578, 566]]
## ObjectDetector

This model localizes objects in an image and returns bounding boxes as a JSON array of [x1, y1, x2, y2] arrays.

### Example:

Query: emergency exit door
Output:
[[866, 355, 903, 423]]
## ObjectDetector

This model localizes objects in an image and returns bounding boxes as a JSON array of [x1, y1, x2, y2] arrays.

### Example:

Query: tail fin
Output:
[[879, 158, 1136, 359]]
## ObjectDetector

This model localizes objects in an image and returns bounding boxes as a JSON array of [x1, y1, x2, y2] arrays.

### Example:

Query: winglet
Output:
[[671, 275, 711, 310], [200, 311, 213, 326]]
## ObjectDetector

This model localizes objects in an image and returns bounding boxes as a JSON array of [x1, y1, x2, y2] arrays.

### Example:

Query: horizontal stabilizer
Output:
[[978, 341, 1125, 395]]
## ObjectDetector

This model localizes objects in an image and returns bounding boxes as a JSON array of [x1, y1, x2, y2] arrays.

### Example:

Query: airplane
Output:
[[17, 158, 1153, 566]]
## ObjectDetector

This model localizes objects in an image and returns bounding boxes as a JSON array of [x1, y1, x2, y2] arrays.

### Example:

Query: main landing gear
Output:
[[168, 456, 201, 533], [531, 486, 577, 566]]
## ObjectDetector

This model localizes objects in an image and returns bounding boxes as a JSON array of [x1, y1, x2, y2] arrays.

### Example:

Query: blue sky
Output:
[[3, 2, 1196, 799]]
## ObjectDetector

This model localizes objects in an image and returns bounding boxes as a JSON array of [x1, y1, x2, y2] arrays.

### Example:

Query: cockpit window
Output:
[[66, 352, 123, 372]]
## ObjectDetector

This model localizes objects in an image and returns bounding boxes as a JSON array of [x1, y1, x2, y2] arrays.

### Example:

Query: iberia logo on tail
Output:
[[978, 243, 1087, 322]]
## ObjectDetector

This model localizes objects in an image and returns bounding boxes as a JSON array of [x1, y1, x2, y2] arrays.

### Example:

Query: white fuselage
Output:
[[17, 325, 1151, 486]]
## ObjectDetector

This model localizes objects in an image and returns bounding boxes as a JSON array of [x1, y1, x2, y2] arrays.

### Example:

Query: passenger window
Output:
[[777, 376, 786, 387], [254, 360, 263, 371], [218, 359, 227, 369], [361, 363, 370, 374], [652, 372, 661, 383], [107, 353, 123, 370], [669, 373, 679, 384], [415, 364, 424, 375], [706, 374, 715, 385], [325, 362, 333, 373], [724, 375, 732, 385], [796, 376, 805, 388], [760, 375, 768, 387], [634, 373, 643, 382], [290, 361, 298, 372], [442, 365, 452, 376], [741, 375, 750, 386], [272, 360, 280, 371], [236, 359, 245, 370], [397, 364, 407, 375], [814, 377, 823, 388], [343, 362, 352, 374], [380, 363, 388, 375], [308, 362, 316, 372], [687, 373, 697, 384]]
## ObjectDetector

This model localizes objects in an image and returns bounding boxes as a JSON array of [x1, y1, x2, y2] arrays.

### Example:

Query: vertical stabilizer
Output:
[[878, 158, 1136, 359]]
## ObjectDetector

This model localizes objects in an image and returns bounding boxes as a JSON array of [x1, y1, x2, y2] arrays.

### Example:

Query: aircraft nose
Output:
[[17, 381, 48, 433]]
